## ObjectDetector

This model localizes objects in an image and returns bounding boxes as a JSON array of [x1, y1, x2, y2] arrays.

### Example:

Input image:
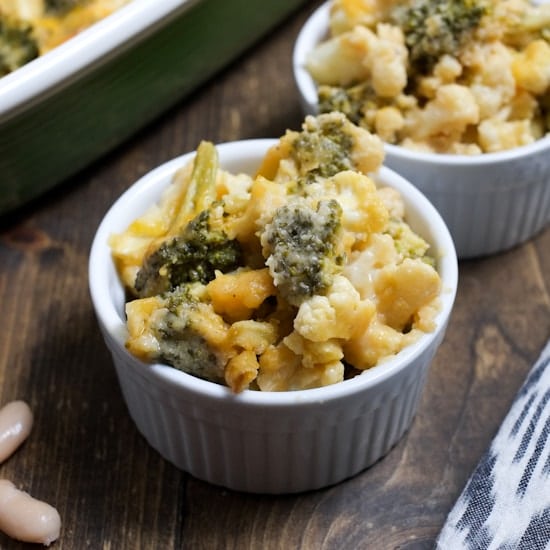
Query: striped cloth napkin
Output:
[[437, 339, 550, 549]]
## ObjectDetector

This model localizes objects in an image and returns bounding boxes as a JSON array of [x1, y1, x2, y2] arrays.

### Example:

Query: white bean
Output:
[[0, 401, 33, 464], [0, 479, 60, 546]]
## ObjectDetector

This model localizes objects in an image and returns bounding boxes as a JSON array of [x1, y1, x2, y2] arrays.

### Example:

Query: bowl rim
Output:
[[89, 138, 458, 407], [292, 0, 550, 165], [0, 0, 201, 122]]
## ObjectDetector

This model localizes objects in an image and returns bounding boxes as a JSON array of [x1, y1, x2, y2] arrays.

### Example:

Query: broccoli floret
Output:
[[289, 113, 356, 183], [385, 218, 435, 266], [393, 0, 487, 74], [281, 113, 385, 185], [262, 199, 344, 306], [153, 285, 225, 384], [0, 14, 39, 75], [135, 209, 243, 297], [318, 83, 380, 125]]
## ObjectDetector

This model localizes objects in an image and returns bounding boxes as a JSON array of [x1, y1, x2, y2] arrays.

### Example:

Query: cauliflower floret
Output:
[[478, 118, 535, 152], [226, 175, 287, 244], [284, 331, 344, 369], [507, 89, 540, 121], [349, 117, 386, 173], [465, 42, 516, 119], [406, 84, 480, 143], [417, 55, 463, 99], [305, 27, 371, 87], [329, 170, 389, 237], [343, 255, 441, 370], [512, 39, 550, 95], [374, 106, 404, 143], [376, 186, 405, 219], [294, 296, 338, 342], [216, 172, 253, 216], [448, 142, 483, 155], [343, 318, 406, 369], [294, 275, 375, 342], [256, 343, 302, 391], [344, 233, 399, 301], [306, 23, 407, 98], [399, 138, 436, 153], [434, 54, 463, 82], [367, 23, 408, 98], [374, 258, 441, 331], [257, 342, 344, 390], [291, 361, 345, 389]]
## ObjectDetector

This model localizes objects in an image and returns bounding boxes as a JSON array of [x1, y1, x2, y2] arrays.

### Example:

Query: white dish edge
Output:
[[0, 0, 201, 121]]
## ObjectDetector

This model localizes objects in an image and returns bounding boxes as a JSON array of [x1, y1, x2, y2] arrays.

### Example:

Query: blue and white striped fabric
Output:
[[437, 339, 550, 550]]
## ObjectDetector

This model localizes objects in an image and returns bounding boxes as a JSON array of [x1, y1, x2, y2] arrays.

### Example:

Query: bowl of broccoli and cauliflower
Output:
[[293, 0, 550, 259], [89, 113, 457, 493]]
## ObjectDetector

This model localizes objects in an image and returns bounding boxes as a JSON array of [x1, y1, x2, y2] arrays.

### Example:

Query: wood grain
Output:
[[0, 1, 549, 548]]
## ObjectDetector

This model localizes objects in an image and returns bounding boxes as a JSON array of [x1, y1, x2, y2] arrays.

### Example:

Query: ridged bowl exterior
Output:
[[293, 0, 550, 259], [101, 326, 445, 494], [89, 139, 458, 494], [383, 149, 550, 259]]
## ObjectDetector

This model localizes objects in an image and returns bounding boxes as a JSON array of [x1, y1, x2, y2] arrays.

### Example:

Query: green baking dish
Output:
[[0, 0, 309, 216]]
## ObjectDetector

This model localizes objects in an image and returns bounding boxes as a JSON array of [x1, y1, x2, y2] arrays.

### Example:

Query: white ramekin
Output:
[[89, 139, 458, 494], [293, 1, 550, 259]]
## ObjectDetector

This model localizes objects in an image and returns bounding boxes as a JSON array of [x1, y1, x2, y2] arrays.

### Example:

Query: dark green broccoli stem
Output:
[[393, 0, 486, 74], [264, 199, 344, 306], [0, 15, 39, 75], [135, 209, 243, 297]]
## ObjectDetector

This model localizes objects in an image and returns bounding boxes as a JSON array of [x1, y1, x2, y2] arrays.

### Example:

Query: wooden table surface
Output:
[[1, 2, 549, 548]]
